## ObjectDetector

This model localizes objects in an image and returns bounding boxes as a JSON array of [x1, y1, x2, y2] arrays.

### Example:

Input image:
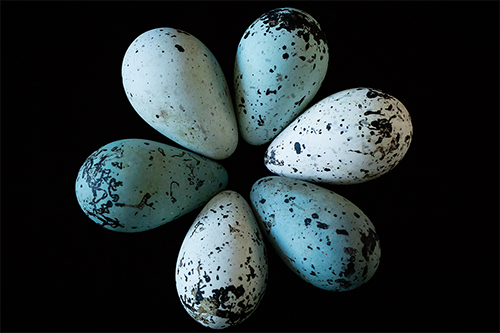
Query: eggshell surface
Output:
[[250, 176, 381, 291], [75, 139, 228, 232], [234, 7, 329, 146], [122, 28, 238, 160], [175, 191, 268, 329], [264, 87, 413, 184]]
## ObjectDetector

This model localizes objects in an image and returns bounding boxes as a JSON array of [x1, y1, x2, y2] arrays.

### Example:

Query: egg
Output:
[[234, 7, 329, 146], [75, 139, 228, 232], [122, 28, 238, 160], [250, 176, 381, 292], [264, 87, 413, 184], [175, 191, 268, 329]]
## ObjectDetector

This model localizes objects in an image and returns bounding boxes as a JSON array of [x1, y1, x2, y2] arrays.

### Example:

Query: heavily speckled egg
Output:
[[250, 176, 381, 292], [234, 7, 329, 146], [122, 28, 238, 160], [175, 191, 268, 329], [264, 87, 413, 184], [75, 139, 228, 232]]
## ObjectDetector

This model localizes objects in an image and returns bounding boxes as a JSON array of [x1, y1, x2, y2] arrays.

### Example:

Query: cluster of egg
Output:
[[75, 7, 412, 330]]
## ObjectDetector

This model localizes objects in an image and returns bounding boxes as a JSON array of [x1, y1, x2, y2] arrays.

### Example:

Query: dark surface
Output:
[[2, 2, 499, 332]]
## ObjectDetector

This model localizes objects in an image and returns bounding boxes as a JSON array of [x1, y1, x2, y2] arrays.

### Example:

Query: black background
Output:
[[2, 1, 499, 332]]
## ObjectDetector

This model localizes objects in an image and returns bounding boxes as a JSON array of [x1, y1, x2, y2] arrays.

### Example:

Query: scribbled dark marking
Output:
[[168, 181, 180, 203], [115, 192, 153, 209], [79, 148, 125, 229]]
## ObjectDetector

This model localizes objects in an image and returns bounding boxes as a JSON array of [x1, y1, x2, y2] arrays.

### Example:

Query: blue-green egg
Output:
[[250, 176, 381, 291], [75, 139, 228, 232]]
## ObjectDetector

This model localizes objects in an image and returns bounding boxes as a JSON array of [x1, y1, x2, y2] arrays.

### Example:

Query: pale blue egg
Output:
[[234, 8, 329, 146], [75, 139, 228, 232], [122, 28, 238, 160], [250, 176, 381, 291]]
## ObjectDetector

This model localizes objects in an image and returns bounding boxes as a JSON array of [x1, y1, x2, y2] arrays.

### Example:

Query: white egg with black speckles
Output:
[[122, 28, 238, 160], [264, 87, 413, 184], [234, 7, 329, 146], [250, 176, 381, 292], [75, 139, 228, 232], [175, 191, 268, 329]]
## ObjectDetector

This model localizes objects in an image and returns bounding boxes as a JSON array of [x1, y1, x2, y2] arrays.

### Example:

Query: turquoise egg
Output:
[[250, 176, 381, 291], [75, 139, 228, 232]]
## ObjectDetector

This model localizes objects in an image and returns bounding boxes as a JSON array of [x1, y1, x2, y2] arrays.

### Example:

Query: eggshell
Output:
[[122, 28, 238, 160], [250, 176, 381, 292], [234, 7, 329, 146], [175, 191, 268, 329], [75, 139, 228, 232], [264, 87, 413, 184]]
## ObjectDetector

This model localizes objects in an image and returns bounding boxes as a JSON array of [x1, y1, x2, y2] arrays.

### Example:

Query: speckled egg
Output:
[[175, 191, 268, 329], [234, 7, 329, 146], [75, 139, 228, 232], [250, 176, 381, 292], [122, 28, 238, 160], [264, 87, 413, 184]]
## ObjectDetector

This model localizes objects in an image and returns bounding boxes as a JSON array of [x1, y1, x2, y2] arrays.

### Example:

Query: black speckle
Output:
[[259, 198, 266, 204], [244, 31, 250, 39], [294, 96, 306, 107], [259, 8, 327, 46], [294, 142, 302, 154], [299, 56, 306, 61], [282, 53, 289, 59], [354, 212, 360, 218], [326, 123, 332, 131], [304, 218, 311, 226], [335, 278, 353, 289], [265, 88, 277, 95], [366, 88, 393, 100], [360, 228, 379, 261], [336, 229, 349, 235], [257, 115, 265, 126], [316, 222, 329, 229], [364, 110, 383, 116], [311, 213, 319, 219], [174, 44, 185, 52]]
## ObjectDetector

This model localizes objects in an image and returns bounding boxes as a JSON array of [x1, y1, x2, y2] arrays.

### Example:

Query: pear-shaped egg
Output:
[[122, 28, 238, 160], [250, 176, 381, 292], [264, 87, 413, 184], [75, 139, 228, 232], [175, 191, 268, 329], [234, 7, 329, 146]]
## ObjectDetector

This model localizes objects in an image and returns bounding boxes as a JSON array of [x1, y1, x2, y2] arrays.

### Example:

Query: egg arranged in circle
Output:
[[175, 191, 268, 329], [264, 87, 413, 184], [122, 28, 238, 160], [75, 139, 228, 232], [250, 176, 381, 292], [234, 7, 329, 146]]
